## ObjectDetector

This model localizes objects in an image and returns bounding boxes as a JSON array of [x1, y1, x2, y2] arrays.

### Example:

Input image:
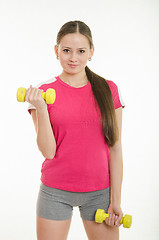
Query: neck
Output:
[[59, 71, 88, 87]]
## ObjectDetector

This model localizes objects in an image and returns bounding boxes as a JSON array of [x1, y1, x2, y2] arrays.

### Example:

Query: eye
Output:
[[79, 50, 85, 53], [63, 49, 70, 53]]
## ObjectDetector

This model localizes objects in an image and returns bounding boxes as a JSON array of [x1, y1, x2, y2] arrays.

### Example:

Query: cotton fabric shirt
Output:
[[28, 76, 125, 192]]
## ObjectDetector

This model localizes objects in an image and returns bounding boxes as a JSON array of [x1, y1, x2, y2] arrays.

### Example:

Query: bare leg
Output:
[[36, 215, 72, 240], [82, 219, 119, 240]]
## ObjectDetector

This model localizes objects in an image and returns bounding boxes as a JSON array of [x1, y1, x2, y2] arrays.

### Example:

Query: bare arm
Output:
[[105, 107, 123, 227], [25, 85, 56, 159], [31, 109, 56, 159], [109, 107, 123, 204]]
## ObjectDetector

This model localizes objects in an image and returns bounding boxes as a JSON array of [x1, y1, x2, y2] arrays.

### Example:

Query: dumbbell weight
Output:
[[95, 209, 132, 228], [17, 87, 56, 104]]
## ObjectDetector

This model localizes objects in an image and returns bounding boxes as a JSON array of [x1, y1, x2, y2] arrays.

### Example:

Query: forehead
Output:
[[59, 33, 90, 48]]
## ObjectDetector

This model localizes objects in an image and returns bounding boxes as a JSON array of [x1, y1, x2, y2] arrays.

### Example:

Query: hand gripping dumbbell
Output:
[[17, 87, 56, 104], [95, 209, 132, 228]]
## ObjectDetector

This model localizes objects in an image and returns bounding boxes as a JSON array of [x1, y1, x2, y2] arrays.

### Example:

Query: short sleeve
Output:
[[27, 77, 56, 114], [106, 80, 125, 109]]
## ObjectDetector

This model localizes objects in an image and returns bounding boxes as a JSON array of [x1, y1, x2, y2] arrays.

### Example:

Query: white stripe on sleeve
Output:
[[117, 85, 125, 107], [27, 77, 56, 111]]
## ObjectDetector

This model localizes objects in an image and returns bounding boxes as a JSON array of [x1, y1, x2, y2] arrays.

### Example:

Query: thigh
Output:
[[36, 183, 73, 240], [37, 215, 72, 240], [82, 220, 119, 240], [79, 187, 110, 221], [36, 183, 73, 221], [79, 187, 118, 240]]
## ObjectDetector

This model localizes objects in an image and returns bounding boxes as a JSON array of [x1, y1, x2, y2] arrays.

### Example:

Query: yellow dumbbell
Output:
[[95, 209, 132, 228], [17, 87, 56, 104]]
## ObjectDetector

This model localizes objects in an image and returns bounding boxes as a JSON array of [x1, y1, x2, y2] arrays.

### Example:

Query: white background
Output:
[[0, 0, 159, 239]]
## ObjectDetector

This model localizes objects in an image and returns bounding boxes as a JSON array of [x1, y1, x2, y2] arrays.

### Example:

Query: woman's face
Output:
[[54, 33, 94, 75]]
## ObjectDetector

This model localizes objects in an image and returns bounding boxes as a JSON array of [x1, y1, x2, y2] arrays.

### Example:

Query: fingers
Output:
[[25, 85, 43, 104], [25, 85, 36, 102], [105, 213, 116, 227], [25, 85, 47, 111], [25, 85, 32, 102], [105, 213, 123, 228], [105, 203, 123, 228], [115, 212, 123, 227]]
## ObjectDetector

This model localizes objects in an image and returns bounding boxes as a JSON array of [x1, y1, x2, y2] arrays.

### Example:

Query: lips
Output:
[[68, 64, 78, 68]]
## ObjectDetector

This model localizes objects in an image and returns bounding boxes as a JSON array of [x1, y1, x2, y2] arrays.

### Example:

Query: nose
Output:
[[69, 52, 77, 62]]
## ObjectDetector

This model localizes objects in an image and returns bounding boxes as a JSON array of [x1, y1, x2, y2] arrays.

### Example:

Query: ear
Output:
[[89, 47, 94, 59], [54, 45, 59, 58]]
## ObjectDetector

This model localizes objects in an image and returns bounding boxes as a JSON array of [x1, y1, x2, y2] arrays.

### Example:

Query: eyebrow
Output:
[[62, 46, 87, 49]]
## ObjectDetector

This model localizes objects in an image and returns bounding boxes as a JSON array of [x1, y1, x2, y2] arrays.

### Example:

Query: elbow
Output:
[[45, 152, 56, 159], [41, 149, 56, 159], [109, 140, 122, 153], [37, 141, 56, 159]]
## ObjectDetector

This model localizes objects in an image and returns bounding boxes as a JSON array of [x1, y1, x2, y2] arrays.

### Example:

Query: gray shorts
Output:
[[36, 182, 110, 221]]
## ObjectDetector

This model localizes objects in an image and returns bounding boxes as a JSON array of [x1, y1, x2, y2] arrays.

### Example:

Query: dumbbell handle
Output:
[[17, 87, 56, 104], [100, 213, 124, 224], [95, 209, 132, 228]]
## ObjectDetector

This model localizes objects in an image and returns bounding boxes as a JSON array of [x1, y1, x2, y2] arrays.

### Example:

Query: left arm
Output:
[[109, 107, 123, 204], [106, 107, 123, 227]]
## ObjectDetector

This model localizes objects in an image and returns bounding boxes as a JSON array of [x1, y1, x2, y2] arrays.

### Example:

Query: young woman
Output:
[[26, 20, 125, 240]]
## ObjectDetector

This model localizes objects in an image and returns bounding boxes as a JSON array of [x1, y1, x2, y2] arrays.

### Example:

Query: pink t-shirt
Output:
[[28, 76, 125, 192]]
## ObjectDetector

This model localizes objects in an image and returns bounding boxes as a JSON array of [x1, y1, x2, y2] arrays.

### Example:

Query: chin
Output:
[[65, 68, 81, 75]]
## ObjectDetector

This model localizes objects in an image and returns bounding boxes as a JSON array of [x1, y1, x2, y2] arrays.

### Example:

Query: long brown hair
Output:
[[56, 20, 118, 146]]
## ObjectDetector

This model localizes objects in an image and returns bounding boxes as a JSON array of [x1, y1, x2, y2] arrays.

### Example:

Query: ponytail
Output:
[[85, 66, 118, 146]]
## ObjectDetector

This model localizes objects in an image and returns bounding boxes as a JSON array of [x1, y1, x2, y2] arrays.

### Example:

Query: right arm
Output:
[[26, 85, 56, 159], [31, 109, 56, 159]]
